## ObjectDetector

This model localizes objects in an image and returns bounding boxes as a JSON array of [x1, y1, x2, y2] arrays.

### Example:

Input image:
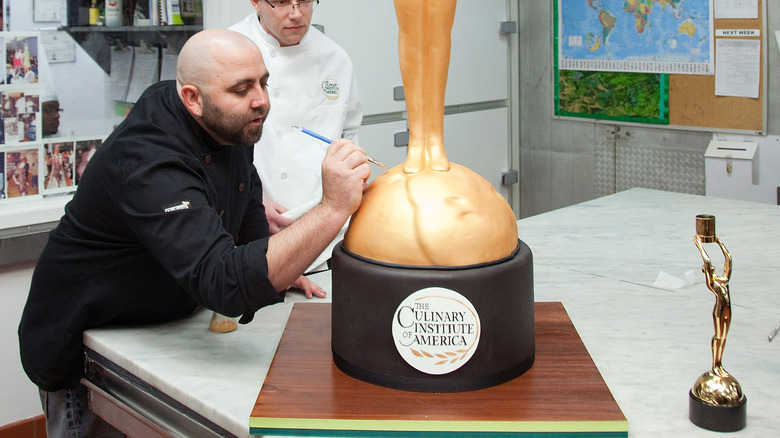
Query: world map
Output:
[[558, 0, 713, 74]]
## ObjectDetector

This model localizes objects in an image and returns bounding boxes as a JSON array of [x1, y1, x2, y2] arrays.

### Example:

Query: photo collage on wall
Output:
[[0, 31, 103, 202]]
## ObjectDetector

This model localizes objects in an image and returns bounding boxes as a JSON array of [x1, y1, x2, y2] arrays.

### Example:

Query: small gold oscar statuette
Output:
[[689, 214, 746, 432]]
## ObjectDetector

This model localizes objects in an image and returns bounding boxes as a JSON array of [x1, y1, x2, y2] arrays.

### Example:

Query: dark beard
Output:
[[201, 96, 265, 146]]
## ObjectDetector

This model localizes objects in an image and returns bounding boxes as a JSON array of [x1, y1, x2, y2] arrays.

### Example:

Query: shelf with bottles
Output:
[[66, 1, 203, 28], [62, 1, 203, 74]]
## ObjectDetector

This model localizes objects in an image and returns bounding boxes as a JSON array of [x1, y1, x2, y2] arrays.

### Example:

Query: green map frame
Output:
[[553, 1, 670, 125]]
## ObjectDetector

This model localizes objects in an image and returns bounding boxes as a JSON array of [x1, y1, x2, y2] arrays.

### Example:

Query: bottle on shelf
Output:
[[105, 0, 123, 27], [89, 0, 100, 26]]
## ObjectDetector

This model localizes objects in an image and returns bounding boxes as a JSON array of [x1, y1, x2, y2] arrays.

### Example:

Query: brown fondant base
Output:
[[331, 240, 534, 392]]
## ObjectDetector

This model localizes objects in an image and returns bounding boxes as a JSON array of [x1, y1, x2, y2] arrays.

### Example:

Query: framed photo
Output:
[[43, 140, 75, 193], [0, 88, 41, 144], [4, 146, 40, 199], [5, 34, 40, 85], [75, 138, 102, 184]]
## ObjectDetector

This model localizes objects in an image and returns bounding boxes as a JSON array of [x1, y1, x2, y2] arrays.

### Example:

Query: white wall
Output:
[[0, 262, 40, 425]]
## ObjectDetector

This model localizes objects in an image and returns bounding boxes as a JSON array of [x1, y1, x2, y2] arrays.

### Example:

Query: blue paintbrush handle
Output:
[[291, 125, 387, 168]]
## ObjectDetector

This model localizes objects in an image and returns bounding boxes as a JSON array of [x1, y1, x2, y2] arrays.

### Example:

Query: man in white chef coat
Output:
[[230, 0, 362, 287]]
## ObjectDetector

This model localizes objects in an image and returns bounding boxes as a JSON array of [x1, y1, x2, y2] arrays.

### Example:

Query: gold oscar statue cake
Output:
[[331, 0, 535, 392]]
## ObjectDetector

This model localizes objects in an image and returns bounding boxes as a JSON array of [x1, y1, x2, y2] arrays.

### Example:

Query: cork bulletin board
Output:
[[555, 0, 767, 134], [668, 0, 766, 133]]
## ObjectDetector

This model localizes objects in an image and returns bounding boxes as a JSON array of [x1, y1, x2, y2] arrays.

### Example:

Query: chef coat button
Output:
[[307, 91, 313, 98], [238, 182, 245, 192], [276, 131, 283, 139], [306, 51, 313, 58], [204, 154, 212, 164], [273, 90, 280, 98], [280, 172, 288, 180], [270, 51, 277, 58]]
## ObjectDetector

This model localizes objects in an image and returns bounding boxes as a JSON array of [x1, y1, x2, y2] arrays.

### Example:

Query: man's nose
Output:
[[288, 3, 303, 17], [251, 87, 269, 108]]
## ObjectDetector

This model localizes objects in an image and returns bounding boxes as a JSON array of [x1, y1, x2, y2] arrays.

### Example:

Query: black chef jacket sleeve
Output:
[[117, 155, 281, 319]]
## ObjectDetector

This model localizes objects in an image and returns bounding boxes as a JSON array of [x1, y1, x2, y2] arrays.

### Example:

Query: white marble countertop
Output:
[[84, 188, 780, 437]]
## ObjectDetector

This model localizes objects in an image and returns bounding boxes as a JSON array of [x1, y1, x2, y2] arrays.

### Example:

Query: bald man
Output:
[[18, 29, 369, 438]]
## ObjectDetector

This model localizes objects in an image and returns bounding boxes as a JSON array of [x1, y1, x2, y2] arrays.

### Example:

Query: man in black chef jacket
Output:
[[18, 28, 370, 438]]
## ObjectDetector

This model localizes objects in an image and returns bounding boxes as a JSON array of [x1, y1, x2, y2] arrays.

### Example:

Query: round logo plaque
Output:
[[392, 287, 481, 375]]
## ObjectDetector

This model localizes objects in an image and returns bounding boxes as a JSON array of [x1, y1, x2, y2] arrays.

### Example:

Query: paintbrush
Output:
[[292, 125, 387, 168]]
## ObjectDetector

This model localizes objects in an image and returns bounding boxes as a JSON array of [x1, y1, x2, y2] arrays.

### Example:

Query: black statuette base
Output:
[[688, 390, 747, 432]]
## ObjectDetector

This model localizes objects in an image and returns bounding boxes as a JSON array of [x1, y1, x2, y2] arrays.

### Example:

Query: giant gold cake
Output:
[[331, 0, 534, 392]]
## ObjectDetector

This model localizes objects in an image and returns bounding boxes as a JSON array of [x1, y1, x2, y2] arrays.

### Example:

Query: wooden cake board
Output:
[[250, 302, 627, 437]]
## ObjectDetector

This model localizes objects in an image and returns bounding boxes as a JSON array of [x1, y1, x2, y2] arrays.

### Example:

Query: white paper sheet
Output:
[[775, 30, 780, 56], [714, 38, 760, 98], [160, 50, 179, 81], [651, 271, 697, 290], [714, 0, 758, 19], [40, 31, 75, 64], [108, 45, 133, 102], [33, 0, 61, 22], [125, 46, 160, 103]]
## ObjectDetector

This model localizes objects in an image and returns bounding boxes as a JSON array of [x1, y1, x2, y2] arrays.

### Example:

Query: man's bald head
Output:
[[177, 28, 264, 93], [175, 28, 270, 146]]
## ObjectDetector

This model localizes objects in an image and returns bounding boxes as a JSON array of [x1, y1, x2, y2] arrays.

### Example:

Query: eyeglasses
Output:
[[264, 0, 318, 12], [42, 107, 63, 114]]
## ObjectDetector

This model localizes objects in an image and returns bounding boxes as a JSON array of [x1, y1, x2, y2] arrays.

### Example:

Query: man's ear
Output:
[[179, 84, 203, 119]]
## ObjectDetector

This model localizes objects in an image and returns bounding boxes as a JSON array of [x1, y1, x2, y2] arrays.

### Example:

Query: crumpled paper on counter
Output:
[[651, 270, 697, 290]]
